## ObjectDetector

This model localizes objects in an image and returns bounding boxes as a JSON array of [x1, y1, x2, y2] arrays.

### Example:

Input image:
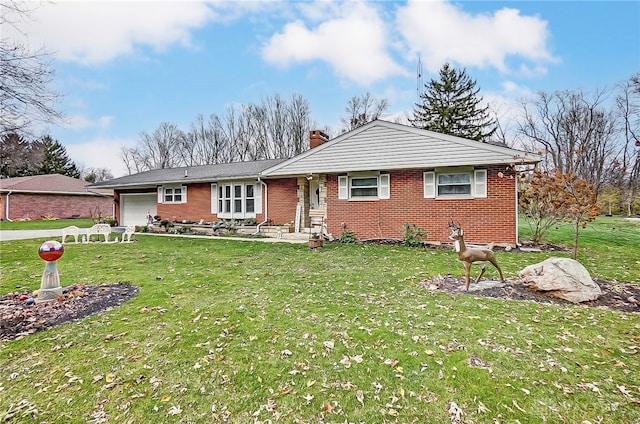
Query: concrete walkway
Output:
[[0, 229, 64, 241], [0, 228, 310, 244]]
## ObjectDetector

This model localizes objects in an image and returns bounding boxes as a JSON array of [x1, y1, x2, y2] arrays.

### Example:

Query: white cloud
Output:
[[63, 115, 114, 131], [66, 137, 134, 178], [396, 0, 557, 75], [8, 1, 216, 65], [262, 2, 405, 85]]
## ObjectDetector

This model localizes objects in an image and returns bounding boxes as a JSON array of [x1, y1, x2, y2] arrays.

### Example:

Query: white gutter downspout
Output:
[[5, 191, 12, 222], [254, 179, 268, 234], [515, 175, 520, 247]]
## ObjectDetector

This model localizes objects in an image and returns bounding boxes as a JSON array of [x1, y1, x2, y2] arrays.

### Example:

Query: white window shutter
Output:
[[157, 186, 164, 203], [211, 184, 218, 213], [423, 171, 435, 198], [474, 169, 487, 198], [338, 176, 348, 199], [254, 182, 262, 213], [181, 186, 187, 203], [379, 174, 390, 199]]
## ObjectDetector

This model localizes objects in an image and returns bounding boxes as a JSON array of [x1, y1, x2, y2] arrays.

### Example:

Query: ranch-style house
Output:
[[89, 120, 541, 245]]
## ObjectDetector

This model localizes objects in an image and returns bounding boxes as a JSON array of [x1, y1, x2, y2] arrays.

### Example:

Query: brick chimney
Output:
[[309, 130, 329, 149]]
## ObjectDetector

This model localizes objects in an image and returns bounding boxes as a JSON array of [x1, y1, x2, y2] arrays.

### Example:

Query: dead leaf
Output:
[[447, 401, 463, 423], [167, 405, 181, 416]]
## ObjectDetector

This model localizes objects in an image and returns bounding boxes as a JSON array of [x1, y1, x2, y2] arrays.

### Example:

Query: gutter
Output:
[[254, 179, 268, 234]]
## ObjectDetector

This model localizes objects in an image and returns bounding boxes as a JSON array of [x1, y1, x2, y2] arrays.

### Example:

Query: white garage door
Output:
[[120, 194, 157, 226]]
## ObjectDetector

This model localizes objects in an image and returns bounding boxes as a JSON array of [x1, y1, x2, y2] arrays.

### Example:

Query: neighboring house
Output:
[[0, 174, 114, 221], [90, 120, 541, 244]]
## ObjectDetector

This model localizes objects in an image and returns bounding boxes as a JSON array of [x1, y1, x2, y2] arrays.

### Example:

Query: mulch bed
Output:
[[0, 283, 139, 341], [420, 276, 640, 313]]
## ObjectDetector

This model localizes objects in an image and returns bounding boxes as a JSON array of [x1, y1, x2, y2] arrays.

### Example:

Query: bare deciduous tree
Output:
[[340, 92, 388, 133], [517, 89, 619, 192], [612, 73, 640, 215], [120, 93, 316, 173], [82, 167, 114, 183], [0, 1, 62, 137], [121, 122, 185, 172]]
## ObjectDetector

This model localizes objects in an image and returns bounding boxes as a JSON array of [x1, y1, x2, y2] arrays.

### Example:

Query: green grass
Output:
[[0, 216, 639, 423], [0, 218, 95, 230]]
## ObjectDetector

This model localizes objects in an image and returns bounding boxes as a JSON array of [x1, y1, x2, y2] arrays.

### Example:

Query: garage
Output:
[[120, 194, 157, 226]]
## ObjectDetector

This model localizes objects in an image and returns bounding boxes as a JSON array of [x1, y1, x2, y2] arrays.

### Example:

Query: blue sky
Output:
[[8, 0, 640, 177]]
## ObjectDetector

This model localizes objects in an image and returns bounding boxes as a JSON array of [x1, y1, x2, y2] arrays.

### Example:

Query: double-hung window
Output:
[[423, 169, 487, 198], [157, 185, 187, 204], [437, 173, 471, 196], [338, 173, 390, 200]]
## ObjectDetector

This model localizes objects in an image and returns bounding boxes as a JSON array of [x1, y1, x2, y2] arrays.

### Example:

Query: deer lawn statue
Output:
[[448, 221, 505, 290]]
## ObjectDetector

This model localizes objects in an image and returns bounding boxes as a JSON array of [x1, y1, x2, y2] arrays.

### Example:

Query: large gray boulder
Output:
[[519, 257, 602, 303]]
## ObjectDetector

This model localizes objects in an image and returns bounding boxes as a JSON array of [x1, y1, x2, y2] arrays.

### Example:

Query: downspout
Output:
[[5, 191, 12, 222], [515, 175, 519, 247], [254, 179, 268, 234]]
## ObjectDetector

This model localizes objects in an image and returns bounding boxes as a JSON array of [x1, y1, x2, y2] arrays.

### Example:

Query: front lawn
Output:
[[0, 218, 95, 230], [0, 217, 638, 422]]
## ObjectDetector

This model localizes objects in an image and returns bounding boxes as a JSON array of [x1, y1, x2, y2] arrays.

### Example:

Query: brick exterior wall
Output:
[[325, 166, 517, 244], [1, 193, 113, 221], [155, 183, 216, 223], [153, 180, 297, 225], [111, 165, 517, 244], [264, 178, 299, 226]]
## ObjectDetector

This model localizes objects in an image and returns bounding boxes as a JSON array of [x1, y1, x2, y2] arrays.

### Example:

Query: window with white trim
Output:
[[338, 173, 390, 200], [423, 169, 487, 198], [158, 185, 187, 204], [245, 184, 255, 213], [211, 181, 261, 218], [438, 173, 471, 196]]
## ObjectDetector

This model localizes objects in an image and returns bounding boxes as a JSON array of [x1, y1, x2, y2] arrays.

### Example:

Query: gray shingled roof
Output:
[[0, 174, 112, 196], [89, 159, 288, 189], [263, 120, 542, 177]]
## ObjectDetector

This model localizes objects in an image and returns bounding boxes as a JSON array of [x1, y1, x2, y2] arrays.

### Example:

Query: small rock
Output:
[[628, 296, 638, 304]]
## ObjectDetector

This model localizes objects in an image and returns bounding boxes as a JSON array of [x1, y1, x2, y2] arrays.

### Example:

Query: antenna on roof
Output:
[[416, 54, 423, 103]]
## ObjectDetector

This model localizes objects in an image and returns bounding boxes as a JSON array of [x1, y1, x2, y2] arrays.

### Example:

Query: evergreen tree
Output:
[[0, 133, 34, 177], [36, 135, 80, 178], [411, 63, 497, 141]]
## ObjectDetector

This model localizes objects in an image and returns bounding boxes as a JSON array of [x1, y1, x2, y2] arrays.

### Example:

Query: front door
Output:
[[309, 180, 320, 210]]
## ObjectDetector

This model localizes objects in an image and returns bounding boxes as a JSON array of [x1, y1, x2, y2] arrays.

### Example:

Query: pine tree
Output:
[[0, 133, 34, 177], [37, 135, 80, 178], [411, 63, 497, 141]]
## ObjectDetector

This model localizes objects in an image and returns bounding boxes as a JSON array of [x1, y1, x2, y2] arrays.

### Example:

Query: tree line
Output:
[[120, 94, 317, 173], [411, 64, 639, 217]]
